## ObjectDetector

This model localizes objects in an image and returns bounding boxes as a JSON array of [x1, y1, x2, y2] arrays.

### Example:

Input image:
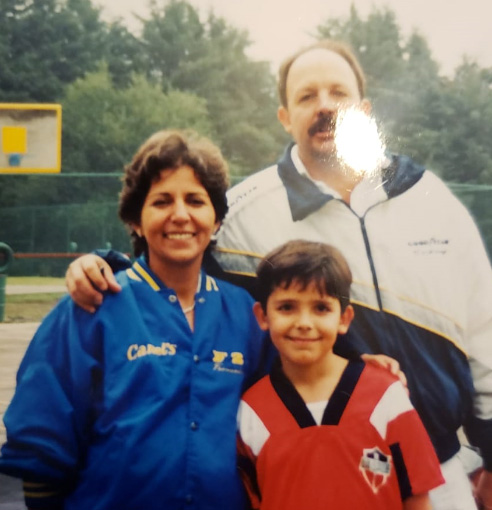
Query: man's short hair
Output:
[[277, 39, 367, 107], [255, 239, 352, 311]]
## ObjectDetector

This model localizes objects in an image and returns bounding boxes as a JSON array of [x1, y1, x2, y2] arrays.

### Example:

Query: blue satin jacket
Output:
[[0, 257, 266, 510]]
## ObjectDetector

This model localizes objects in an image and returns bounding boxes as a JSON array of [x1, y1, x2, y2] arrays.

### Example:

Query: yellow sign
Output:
[[2, 126, 27, 154], [0, 103, 62, 174]]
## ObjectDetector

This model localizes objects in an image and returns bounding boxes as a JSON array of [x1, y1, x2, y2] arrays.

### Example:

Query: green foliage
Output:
[[318, 6, 406, 88], [141, 0, 206, 86], [139, 0, 285, 175], [0, 0, 283, 179], [427, 63, 492, 184], [0, 66, 212, 208], [104, 21, 147, 88], [0, 0, 105, 101], [0, 201, 131, 276], [2, 0, 492, 273], [62, 65, 212, 177], [316, 5, 492, 185]]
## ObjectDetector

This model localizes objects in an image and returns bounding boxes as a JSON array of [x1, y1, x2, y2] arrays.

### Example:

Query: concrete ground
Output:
[[0, 283, 64, 508], [0, 322, 39, 509], [0, 475, 23, 510]]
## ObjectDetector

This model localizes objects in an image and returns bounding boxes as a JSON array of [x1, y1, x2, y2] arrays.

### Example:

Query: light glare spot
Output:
[[334, 107, 386, 177]]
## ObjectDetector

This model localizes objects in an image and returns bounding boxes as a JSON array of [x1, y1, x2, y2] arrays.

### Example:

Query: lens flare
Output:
[[334, 107, 386, 177]]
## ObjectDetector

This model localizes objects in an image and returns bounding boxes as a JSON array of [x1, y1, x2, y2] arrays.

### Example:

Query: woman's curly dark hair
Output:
[[118, 130, 230, 257]]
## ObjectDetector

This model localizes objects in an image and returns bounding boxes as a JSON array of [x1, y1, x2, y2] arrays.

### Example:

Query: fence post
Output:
[[0, 243, 14, 322]]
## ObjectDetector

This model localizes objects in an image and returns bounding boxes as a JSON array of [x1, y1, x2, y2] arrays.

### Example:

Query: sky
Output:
[[97, 0, 492, 76]]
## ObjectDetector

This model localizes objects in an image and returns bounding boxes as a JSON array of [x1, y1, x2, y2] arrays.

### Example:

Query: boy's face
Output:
[[253, 280, 354, 371]]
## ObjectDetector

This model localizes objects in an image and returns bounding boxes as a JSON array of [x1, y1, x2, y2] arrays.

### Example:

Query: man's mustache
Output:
[[308, 114, 337, 137]]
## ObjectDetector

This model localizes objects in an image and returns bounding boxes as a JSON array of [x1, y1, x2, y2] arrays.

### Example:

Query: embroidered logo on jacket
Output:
[[127, 342, 177, 361], [408, 237, 449, 255], [212, 350, 244, 374], [359, 447, 392, 494]]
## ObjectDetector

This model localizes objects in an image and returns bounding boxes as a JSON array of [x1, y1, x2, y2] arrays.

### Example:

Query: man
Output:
[[66, 40, 492, 510]]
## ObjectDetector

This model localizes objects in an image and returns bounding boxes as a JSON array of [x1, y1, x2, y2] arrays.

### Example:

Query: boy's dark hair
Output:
[[119, 129, 229, 257], [256, 240, 352, 311]]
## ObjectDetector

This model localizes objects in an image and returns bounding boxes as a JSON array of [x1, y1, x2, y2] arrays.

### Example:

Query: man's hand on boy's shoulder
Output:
[[402, 492, 432, 510], [66, 254, 121, 313], [360, 353, 408, 390]]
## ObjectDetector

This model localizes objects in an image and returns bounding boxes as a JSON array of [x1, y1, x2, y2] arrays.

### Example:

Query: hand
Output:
[[65, 254, 121, 313], [475, 469, 492, 510], [402, 492, 432, 510], [360, 353, 408, 389]]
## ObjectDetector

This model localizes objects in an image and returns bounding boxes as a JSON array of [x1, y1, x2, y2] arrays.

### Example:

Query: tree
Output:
[[139, 0, 285, 175], [316, 6, 444, 168], [0, 65, 213, 208], [140, 0, 205, 88], [0, 0, 106, 101], [430, 62, 492, 183], [104, 21, 147, 89], [317, 6, 406, 92], [61, 65, 213, 198]]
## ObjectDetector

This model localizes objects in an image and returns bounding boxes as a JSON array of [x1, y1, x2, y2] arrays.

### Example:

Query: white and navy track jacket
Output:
[[0, 257, 265, 510], [215, 143, 492, 468]]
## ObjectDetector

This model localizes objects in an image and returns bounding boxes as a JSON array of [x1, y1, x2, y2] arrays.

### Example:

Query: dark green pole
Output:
[[0, 243, 14, 322]]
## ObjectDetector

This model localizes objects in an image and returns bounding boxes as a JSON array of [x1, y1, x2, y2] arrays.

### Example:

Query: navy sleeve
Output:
[[93, 249, 132, 273], [465, 415, 492, 471]]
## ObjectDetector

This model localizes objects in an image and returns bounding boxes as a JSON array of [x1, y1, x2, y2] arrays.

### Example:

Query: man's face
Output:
[[278, 48, 370, 169]]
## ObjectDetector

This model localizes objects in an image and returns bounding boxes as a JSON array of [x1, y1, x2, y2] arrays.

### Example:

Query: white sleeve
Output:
[[237, 400, 271, 456]]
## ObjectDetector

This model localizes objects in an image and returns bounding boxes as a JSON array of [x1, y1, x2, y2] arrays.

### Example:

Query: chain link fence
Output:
[[0, 202, 131, 276], [0, 184, 491, 277]]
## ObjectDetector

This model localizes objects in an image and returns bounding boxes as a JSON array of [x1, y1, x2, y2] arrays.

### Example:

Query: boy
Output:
[[237, 240, 444, 510]]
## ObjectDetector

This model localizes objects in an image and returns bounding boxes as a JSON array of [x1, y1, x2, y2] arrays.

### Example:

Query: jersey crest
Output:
[[359, 446, 392, 494]]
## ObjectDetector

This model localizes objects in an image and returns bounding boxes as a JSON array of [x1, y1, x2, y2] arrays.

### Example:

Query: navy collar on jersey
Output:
[[269, 357, 365, 428]]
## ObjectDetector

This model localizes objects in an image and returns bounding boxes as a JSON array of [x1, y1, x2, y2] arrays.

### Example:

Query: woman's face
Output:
[[134, 165, 219, 274]]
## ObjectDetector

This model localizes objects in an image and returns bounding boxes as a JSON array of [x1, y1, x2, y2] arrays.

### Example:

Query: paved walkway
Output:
[[5, 284, 65, 295], [0, 322, 38, 508], [0, 283, 64, 507]]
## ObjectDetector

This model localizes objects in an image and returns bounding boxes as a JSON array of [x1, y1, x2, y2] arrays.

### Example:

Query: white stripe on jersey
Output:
[[237, 400, 270, 456], [369, 381, 414, 439]]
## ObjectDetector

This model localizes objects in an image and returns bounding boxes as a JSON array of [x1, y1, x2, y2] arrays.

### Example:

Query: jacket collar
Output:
[[277, 143, 425, 221], [128, 256, 205, 293], [277, 143, 334, 221], [381, 153, 426, 198]]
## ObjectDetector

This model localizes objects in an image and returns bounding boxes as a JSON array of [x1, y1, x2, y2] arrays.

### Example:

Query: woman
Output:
[[0, 130, 265, 509]]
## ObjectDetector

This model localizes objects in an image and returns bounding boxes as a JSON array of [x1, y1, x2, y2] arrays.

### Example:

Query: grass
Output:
[[3, 276, 66, 323]]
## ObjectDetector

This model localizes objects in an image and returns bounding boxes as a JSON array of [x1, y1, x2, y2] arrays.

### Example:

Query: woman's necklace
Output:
[[180, 274, 201, 315], [182, 303, 195, 314]]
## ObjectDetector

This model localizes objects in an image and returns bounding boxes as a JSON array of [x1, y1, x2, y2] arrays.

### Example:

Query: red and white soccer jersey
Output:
[[237, 360, 444, 510]]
